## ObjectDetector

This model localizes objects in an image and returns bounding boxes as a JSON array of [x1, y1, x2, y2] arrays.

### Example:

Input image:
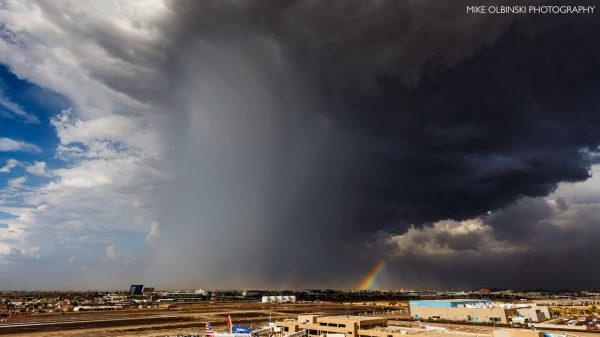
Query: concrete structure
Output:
[[73, 305, 123, 311], [493, 330, 545, 337], [515, 306, 551, 323], [529, 323, 587, 331], [276, 315, 487, 337], [276, 315, 387, 337], [409, 300, 552, 325], [156, 292, 206, 303], [409, 299, 517, 324], [493, 329, 580, 337], [410, 300, 491, 308], [262, 295, 297, 303]]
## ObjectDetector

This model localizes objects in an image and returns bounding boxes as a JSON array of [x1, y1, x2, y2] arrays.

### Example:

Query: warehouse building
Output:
[[515, 306, 551, 323], [409, 300, 552, 324], [155, 292, 206, 303], [276, 315, 482, 337], [409, 299, 517, 324], [276, 315, 387, 337], [262, 295, 297, 303]]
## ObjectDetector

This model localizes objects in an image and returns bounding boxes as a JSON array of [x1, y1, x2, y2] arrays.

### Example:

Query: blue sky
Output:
[[0, 63, 59, 232], [0, 64, 62, 182], [0, 44, 161, 289]]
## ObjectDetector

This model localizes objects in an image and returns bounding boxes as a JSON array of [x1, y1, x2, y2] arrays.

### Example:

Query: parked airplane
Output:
[[205, 316, 252, 337], [229, 315, 252, 334]]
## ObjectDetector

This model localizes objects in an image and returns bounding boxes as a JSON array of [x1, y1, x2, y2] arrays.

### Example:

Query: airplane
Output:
[[205, 316, 253, 337], [229, 315, 252, 334]]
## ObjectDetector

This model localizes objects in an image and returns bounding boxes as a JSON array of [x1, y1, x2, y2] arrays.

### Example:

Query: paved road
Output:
[[0, 314, 187, 334]]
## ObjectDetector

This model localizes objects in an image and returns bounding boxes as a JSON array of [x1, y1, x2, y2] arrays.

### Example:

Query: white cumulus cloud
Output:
[[0, 137, 40, 152], [0, 159, 19, 173], [25, 161, 50, 176]]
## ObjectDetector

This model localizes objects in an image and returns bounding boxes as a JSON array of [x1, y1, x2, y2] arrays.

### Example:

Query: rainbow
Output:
[[357, 260, 386, 290]]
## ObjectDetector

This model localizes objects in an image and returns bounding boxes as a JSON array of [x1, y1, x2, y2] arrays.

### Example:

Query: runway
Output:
[[0, 313, 189, 334]]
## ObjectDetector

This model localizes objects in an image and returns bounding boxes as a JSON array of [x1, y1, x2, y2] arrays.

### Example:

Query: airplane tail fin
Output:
[[206, 321, 215, 337]]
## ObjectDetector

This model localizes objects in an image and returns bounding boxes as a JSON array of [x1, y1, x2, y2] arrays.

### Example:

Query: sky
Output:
[[0, 0, 599, 291]]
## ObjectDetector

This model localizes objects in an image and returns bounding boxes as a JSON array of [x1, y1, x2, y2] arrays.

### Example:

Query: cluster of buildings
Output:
[[273, 313, 582, 337], [409, 299, 552, 325], [548, 315, 600, 331], [273, 314, 555, 337], [1, 286, 303, 314], [276, 315, 405, 337], [130, 285, 296, 304], [0, 291, 131, 314], [129, 285, 210, 304]]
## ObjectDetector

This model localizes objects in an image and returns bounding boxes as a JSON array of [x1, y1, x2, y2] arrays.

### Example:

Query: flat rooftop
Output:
[[409, 299, 491, 308], [318, 315, 386, 322]]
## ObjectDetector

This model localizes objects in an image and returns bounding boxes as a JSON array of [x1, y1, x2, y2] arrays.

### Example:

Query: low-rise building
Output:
[[515, 306, 551, 323], [276, 315, 387, 337], [409, 299, 517, 324], [409, 299, 552, 324], [276, 315, 486, 337], [262, 296, 297, 303], [156, 292, 206, 303]]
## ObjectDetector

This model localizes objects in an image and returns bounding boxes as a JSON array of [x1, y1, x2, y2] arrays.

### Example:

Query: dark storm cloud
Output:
[[2, 0, 590, 290], [165, 1, 599, 222], [13, 0, 600, 290], [487, 197, 556, 242], [385, 195, 600, 290], [93, 0, 599, 289]]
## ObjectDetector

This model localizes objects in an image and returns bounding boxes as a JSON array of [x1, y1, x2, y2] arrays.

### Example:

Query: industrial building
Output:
[[276, 315, 388, 337], [409, 299, 514, 324], [409, 299, 551, 324], [275, 315, 487, 337], [515, 306, 551, 323], [262, 296, 297, 303], [156, 292, 207, 303]]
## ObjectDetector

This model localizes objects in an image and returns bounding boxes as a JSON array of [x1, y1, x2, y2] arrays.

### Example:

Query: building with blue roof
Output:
[[409, 299, 491, 308], [409, 299, 517, 324]]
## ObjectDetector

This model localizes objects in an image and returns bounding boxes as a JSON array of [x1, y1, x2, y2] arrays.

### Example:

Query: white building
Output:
[[261, 295, 296, 303]]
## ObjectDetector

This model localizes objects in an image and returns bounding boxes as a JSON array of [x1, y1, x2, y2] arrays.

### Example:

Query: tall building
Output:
[[129, 284, 144, 296]]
